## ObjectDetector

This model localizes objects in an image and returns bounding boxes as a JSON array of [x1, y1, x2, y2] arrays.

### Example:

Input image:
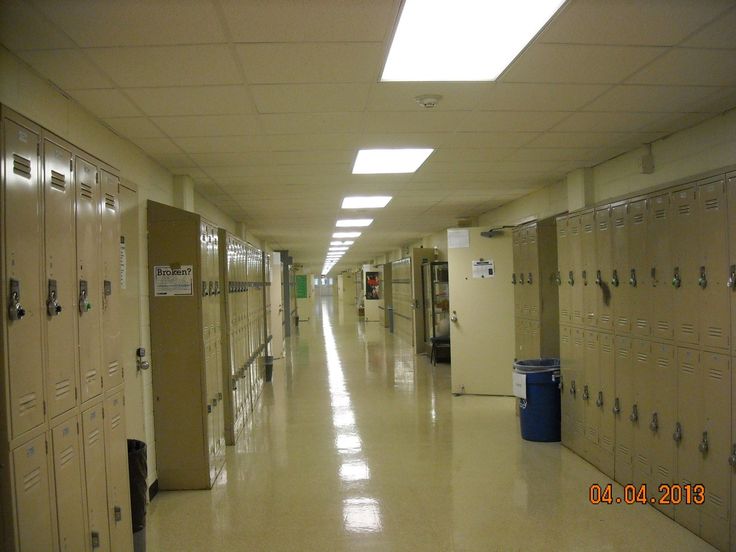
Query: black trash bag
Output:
[[127, 439, 148, 533]]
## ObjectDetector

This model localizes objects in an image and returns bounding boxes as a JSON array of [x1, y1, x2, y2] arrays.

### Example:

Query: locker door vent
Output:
[[680, 323, 696, 338], [680, 362, 695, 375], [85, 368, 98, 384], [614, 217, 625, 228], [706, 326, 723, 339], [87, 428, 101, 446], [617, 443, 630, 456], [80, 181, 93, 200], [636, 454, 649, 467], [656, 358, 669, 369], [601, 435, 613, 448], [636, 352, 648, 363], [598, 220, 609, 231], [55, 379, 72, 400], [104, 193, 116, 211], [23, 467, 42, 492], [111, 413, 121, 430], [108, 361, 119, 378], [704, 198, 720, 211], [677, 204, 691, 215], [13, 153, 32, 179], [656, 465, 670, 479], [559, 228, 567, 238], [602, 342, 613, 353], [583, 222, 593, 232], [632, 213, 644, 224], [656, 321, 670, 333], [50, 169, 66, 191], [19, 392, 38, 414], [654, 208, 666, 220], [708, 492, 724, 509], [707, 367, 724, 381], [636, 319, 647, 330], [617, 348, 629, 359], [59, 445, 74, 467]]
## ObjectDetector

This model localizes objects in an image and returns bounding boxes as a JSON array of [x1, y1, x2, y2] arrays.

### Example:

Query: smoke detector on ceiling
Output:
[[415, 94, 442, 109]]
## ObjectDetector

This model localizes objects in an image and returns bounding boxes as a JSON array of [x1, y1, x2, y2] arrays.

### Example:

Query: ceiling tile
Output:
[[551, 111, 667, 133], [0, 0, 76, 50], [510, 148, 597, 162], [583, 85, 729, 112], [260, 112, 365, 134], [219, 0, 396, 42], [457, 111, 569, 132], [70, 89, 142, 118], [251, 84, 371, 113], [430, 149, 517, 163], [363, 112, 460, 133], [86, 45, 242, 87], [626, 48, 736, 86], [153, 115, 261, 137], [151, 153, 198, 169], [235, 43, 383, 84], [267, 134, 364, 151], [444, 132, 540, 149], [131, 137, 183, 155], [360, 133, 449, 148], [103, 117, 165, 139], [475, 83, 610, 111], [18, 49, 113, 89], [188, 152, 271, 167], [125, 86, 255, 116], [502, 44, 666, 84], [33, 0, 226, 47], [174, 135, 271, 153], [526, 132, 636, 149], [366, 83, 489, 112], [682, 7, 736, 49]]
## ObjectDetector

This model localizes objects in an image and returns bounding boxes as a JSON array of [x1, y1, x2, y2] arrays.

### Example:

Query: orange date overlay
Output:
[[589, 483, 705, 505]]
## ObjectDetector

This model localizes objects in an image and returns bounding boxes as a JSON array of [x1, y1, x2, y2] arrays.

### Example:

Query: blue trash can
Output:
[[514, 358, 561, 442]]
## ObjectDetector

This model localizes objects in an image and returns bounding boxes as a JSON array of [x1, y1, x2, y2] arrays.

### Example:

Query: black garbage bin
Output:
[[128, 439, 147, 552]]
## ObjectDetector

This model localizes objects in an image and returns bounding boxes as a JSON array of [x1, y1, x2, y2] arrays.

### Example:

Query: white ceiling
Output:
[[2, 0, 736, 272]]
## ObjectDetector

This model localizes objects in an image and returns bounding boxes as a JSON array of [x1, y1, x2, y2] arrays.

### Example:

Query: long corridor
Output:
[[147, 298, 715, 552]]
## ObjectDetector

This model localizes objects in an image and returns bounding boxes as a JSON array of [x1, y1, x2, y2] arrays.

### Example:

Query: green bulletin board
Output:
[[296, 274, 308, 299]]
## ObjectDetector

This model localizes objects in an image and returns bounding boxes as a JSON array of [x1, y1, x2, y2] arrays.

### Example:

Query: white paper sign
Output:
[[119, 237, 127, 290], [154, 265, 194, 296], [512, 371, 527, 399], [472, 259, 495, 278], [448, 228, 470, 249]]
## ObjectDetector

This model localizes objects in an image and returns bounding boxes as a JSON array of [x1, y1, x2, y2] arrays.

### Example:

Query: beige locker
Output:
[[76, 156, 104, 403], [569, 215, 584, 327], [611, 202, 631, 335], [728, 174, 736, 353], [571, 327, 586, 453], [512, 227, 524, 319], [675, 347, 701, 535], [82, 402, 110, 552], [650, 342, 676, 518], [631, 339, 652, 489], [528, 320, 541, 358], [11, 433, 55, 552], [101, 170, 123, 390], [598, 332, 615, 478], [628, 198, 651, 337], [43, 137, 78, 420], [3, 119, 45, 439], [648, 193, 674, 340], [526, 224, 540, 320], [104, 391, 134, 552], [595, 207, 614, 331], [556, 215, 571, 324], [51, 414, 86, 552], [559, 325, 575, 450], [614, 336, 633, 483], [698, 178, 729, 351], [580, 210, 597, 327], [670, 186, 699, 346], [582, 330, 600, 467]]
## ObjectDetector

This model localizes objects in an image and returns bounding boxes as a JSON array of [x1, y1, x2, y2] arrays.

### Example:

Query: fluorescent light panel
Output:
[[330, 241, 354, 246], [329, 247, 349, 251], [381, 0, 566, 82], [342, 196, 392, 209], [336, 219, 373, 227], [333, 232, 362, 238], [353, 149, 432, 174]]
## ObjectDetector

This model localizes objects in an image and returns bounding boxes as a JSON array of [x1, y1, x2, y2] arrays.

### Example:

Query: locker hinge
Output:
[[45, 440, 48, 454], [96, 172, 99, 184], [37, 142, 40, 156], [43, 401, 46, 416], [77, 421, 80, 435], [101, 376, 104, 388], [75, 387, 78, 400], [70, 159, 74, 172]]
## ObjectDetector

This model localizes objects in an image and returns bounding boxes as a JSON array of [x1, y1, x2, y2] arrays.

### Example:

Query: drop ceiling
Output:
[[2, 0, 736, 272]]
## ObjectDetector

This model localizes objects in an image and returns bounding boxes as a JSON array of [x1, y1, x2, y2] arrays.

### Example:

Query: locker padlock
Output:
[[612, 397, 621, 415], [554, 271, 561, 286], [569, 380, 576, 397], [218, 392, 223, 401], [511, 274, 517, 285], [519, 272, 525, 285], [728, 265, 736, 289], [527, 272, 532, 285], [582, 270, 588, 286], [611, 269, 619, 288], [8, 279, 26, 321], [211, 398, 217, 408], [207, 404, 212, 413], [114, 505, 122, 522], [595, 270, 602, 286], [629, 403, 638, 423], [673, 422, 682, 443], [91, 531, 100, 549], [698, 266, 707, 289], [698, 431, 709, 454], [672, 268, 681, 288], [629, 268, 637, 288], [582, 385, 589, 401], [46, 279, 62, 317], [595, 391, 603, 408], [729, 445, 736, 467], [568, 271, 574, 286], [78, 280, 91, 314], [649, 412, 659, 432]]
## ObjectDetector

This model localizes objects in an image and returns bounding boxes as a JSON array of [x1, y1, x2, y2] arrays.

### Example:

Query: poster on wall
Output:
[[472, 259, 495, 278], [365, 271, 380, 300], [295, 274, 308, 299], [153, 265, 193, 296]]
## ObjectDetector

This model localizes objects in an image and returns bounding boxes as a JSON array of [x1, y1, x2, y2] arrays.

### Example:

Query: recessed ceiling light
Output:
[[333, 232, 362, 238], [336, 219, 373, 227], [353, 149, 432, 174], [330, 241, 355, 246], [329, 247, 349, 251], [381, 0, 565, 82], [342, 196, 393, 209]]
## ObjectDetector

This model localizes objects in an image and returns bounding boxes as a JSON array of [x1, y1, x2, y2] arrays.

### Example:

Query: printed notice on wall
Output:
[[472, 259, 495, 278], [119, 236, 127, 290], [154, 265, 194, 296], [448, 228, 470, 248]]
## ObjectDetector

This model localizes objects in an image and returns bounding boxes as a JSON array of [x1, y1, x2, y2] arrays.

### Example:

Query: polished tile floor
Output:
[[148, 296, 716, 551]]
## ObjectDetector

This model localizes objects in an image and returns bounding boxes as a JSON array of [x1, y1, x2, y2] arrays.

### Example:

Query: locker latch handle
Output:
[[729, 445, 736, 467], [612, 397, 620, 415], [649, 412, 659, 432], [554, 271, 561, 286], [728, 266, 736, 289], [569, 380, 576, 397], [629, 403, 638, 423], [114, 506, 122, 522], [568, 271, 574, 286], [78, 280, 91, 314], [595, 270, 602, 286], [527, 272, 532, 285], [203, 281, 209, 296], [673, 422, 682, 443], [519, 272, 525, 285], [582, 270, 588, 286], [595, 391, 603, 408], [698, 266, 707, 289], [91, 531, 100, 549], [582, 385, 589, 401], [207, 404, 212, 413], [511, 274, 517, 285], [611, 269, 619, 288], [698, 431, 709, 454], [672, 268, 681, 289], [629, 269, 637, 288], [8, 279, 26, 321], [46, 279, 62, 317]]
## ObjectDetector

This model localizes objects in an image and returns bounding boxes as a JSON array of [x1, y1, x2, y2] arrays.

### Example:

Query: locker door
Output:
[[571, 327, 586, 453], [104, 391, 134, 552], [611, 203, 631, 335], [580, 211, 597, 327], [595, 207, 614, 331], [526, 223, 540, 321], [582, 330, 600, 467], [569, 216, 584, 327], [12, 433, 54, 552], [631, 339, 652, 489], [698, 178, 729, 351], [614, 336, 634, 483], [76, 156, 103, 402], [51, 415, 86, 552], [82, 403, 111, 552], [514, 318, 524, 359], [648, 193, 674, 340], [598, 332, 615, 478], [556, 216, 571, 324], [628, 198, 650, 337], [44, 138, 78, 419], [670, 186, 699, 346], [650, 342, 676, 518], [728, 174, 736, 352], [512, 228, 523, 318], [675, 347, 701, 535], [700, 352, 730, 551], [3, 120, 45, 438], [101, 171, 123, 390], [528, 320, 541, 358]]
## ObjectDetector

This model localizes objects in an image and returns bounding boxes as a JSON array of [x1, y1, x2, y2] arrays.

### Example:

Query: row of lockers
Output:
[[560, 326, 731, 551], [555, 172, 736, 353], [1, 109, 133, 552], [391, 258, 413, 343]]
